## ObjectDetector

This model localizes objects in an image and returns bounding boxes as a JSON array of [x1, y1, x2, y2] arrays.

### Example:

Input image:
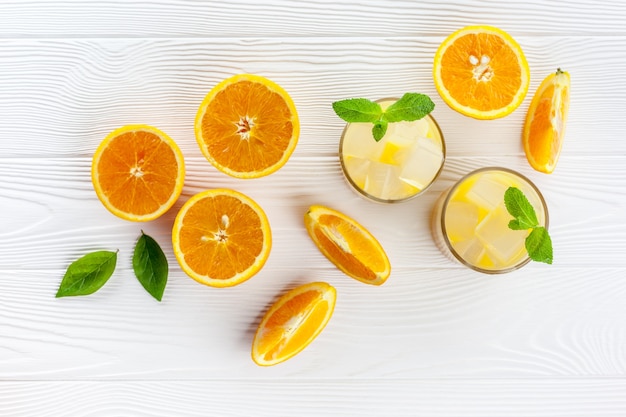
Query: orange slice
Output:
[[523, 68, 571, 174], [252, 281, 336, 366], [91, 125, 185, 222], [172, 189, 271, 287], [433, 25, 530, 119], [194, 74, 300, 179], [304, 205, 391, 285]]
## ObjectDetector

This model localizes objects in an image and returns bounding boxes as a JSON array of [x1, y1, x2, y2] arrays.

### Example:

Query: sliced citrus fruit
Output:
[[523, 68, 571, 174], [194, 74, 299, 179], [252, 281, 336, 366], [433, 25, 530, 119], [91, 125, 185, 222], [172, 189, 271, 287], [304, 205, 391, 285]]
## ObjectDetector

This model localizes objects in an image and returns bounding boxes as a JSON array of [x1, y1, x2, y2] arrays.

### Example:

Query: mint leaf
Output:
[[332, 98, 382, 123], [504, 187, 538, 229], [133, 231, 168, 301], [372, 119, 388, 141], [525, 226, 553, 264], [56, 250, 117, 297], [384, 93, 435, 122]]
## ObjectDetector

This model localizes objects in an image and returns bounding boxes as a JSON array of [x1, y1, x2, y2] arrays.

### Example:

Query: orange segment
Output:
[[252, 281, 336, 366], [195, 74, 299, 179], [433, 25, 530, 119], [304, 205, 391, 285], [523, 68, 571, 174], [172, 189, 271, 287], [91, 125, 185, 222]]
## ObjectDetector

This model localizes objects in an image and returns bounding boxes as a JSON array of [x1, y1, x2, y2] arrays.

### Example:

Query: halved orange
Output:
[[91, 125, 185, 222], [172, 189, 271, 287], [433, 25, 530, 119], [523, 68, 571, 174], [252, 281, 336, 366], [304, 205, 391, 285], [194, 74, 300, 179]]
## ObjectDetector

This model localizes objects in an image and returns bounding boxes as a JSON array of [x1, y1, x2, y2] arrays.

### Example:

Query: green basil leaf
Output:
[[133, 231, 168, 301], [525, 226, 553, 264], [56, 250, 117, 297], [332, 98, 383, 123], [383, 93, 435, 122]]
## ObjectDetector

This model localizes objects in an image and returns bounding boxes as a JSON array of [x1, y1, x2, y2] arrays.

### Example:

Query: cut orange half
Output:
[[194, 74, 300, 179], [172, 189, 271, 287], [91, 125, 185, 222], [304, 205, 391, 285], [523, 68, 571, 174], [252, 281, 336, 366], [433, 25, 530, 119]]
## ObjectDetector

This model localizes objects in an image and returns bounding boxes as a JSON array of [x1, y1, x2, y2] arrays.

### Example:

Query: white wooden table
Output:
[[2, 1, 626, 415]]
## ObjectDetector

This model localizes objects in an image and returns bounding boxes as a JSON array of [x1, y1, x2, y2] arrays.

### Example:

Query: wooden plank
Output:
[[1, 265, 625, 379], [0, 36, 623, 157], [1, 155, 625, 270], [1, 379, 625, 416], [1, 0, 625, 37]]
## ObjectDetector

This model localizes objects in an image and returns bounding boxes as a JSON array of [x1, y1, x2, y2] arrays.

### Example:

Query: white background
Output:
[[1, 1, 626, 415]]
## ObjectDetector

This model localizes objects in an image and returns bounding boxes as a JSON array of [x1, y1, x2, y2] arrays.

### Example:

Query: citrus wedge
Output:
[[91, 125, 185, 222], [523, 68, 571, 174], [172, 189, 271, 287], [195, 74, 299, 179], [433, 25, 530, 119], [252, 281, 336, 366], [304, 205, 391, 285]]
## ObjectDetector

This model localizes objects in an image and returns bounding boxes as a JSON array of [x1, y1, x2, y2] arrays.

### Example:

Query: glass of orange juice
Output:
[[339, 98, 445, 203], [431, 167, 549, 274]]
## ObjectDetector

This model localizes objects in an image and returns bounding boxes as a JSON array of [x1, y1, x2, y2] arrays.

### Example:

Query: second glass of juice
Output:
[[431, 167, 548, 274], [339, 98, 445, 203]]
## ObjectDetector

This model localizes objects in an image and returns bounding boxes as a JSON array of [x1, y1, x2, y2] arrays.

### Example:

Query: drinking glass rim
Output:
[[439, 166, 550, 274], [338, 97, 446, 204]]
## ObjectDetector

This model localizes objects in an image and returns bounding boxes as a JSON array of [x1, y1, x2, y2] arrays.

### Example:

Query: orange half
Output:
[[195, 74, 299, 179], [523, 68, 571, 174], [304, 205, 391, 285], [433, 25, 530, 119], [172, 189, 271, 287], [91, 125, 185, 222], [252, 281, 336, 366]]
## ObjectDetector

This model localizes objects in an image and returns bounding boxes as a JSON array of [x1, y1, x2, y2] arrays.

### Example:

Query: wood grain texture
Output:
[[1, 156, 625, 270], [0, 36, 624, 157], [1, 0, 626, 415], [1, 379, 626, 416], [1, 0, 625, 37]]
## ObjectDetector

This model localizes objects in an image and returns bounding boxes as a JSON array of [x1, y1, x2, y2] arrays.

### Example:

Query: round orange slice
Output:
[[194, 74, 300, 179], [91, 125, 185, 222], [252, 281, 336, 366], [433, 25, 530, 119], [523, 68, 571, 174], [304, 205, 391, 285], [172, 189, 271, 287]]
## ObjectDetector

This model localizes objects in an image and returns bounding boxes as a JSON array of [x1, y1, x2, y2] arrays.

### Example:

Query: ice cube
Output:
[[364, 160, 417, 200], [398, 137, 443, 190], [343, 156, 370, 189], [475, 203, 528, 264], [342, 123, 383, 160], [451, 238, 486, 266], [465, 173, 510, 211], [444, 201, 480, 242]]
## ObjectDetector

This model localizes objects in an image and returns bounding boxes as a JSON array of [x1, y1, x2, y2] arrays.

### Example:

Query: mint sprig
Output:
[[504, 187, 553, 264], [332, 93, 435, 142]]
